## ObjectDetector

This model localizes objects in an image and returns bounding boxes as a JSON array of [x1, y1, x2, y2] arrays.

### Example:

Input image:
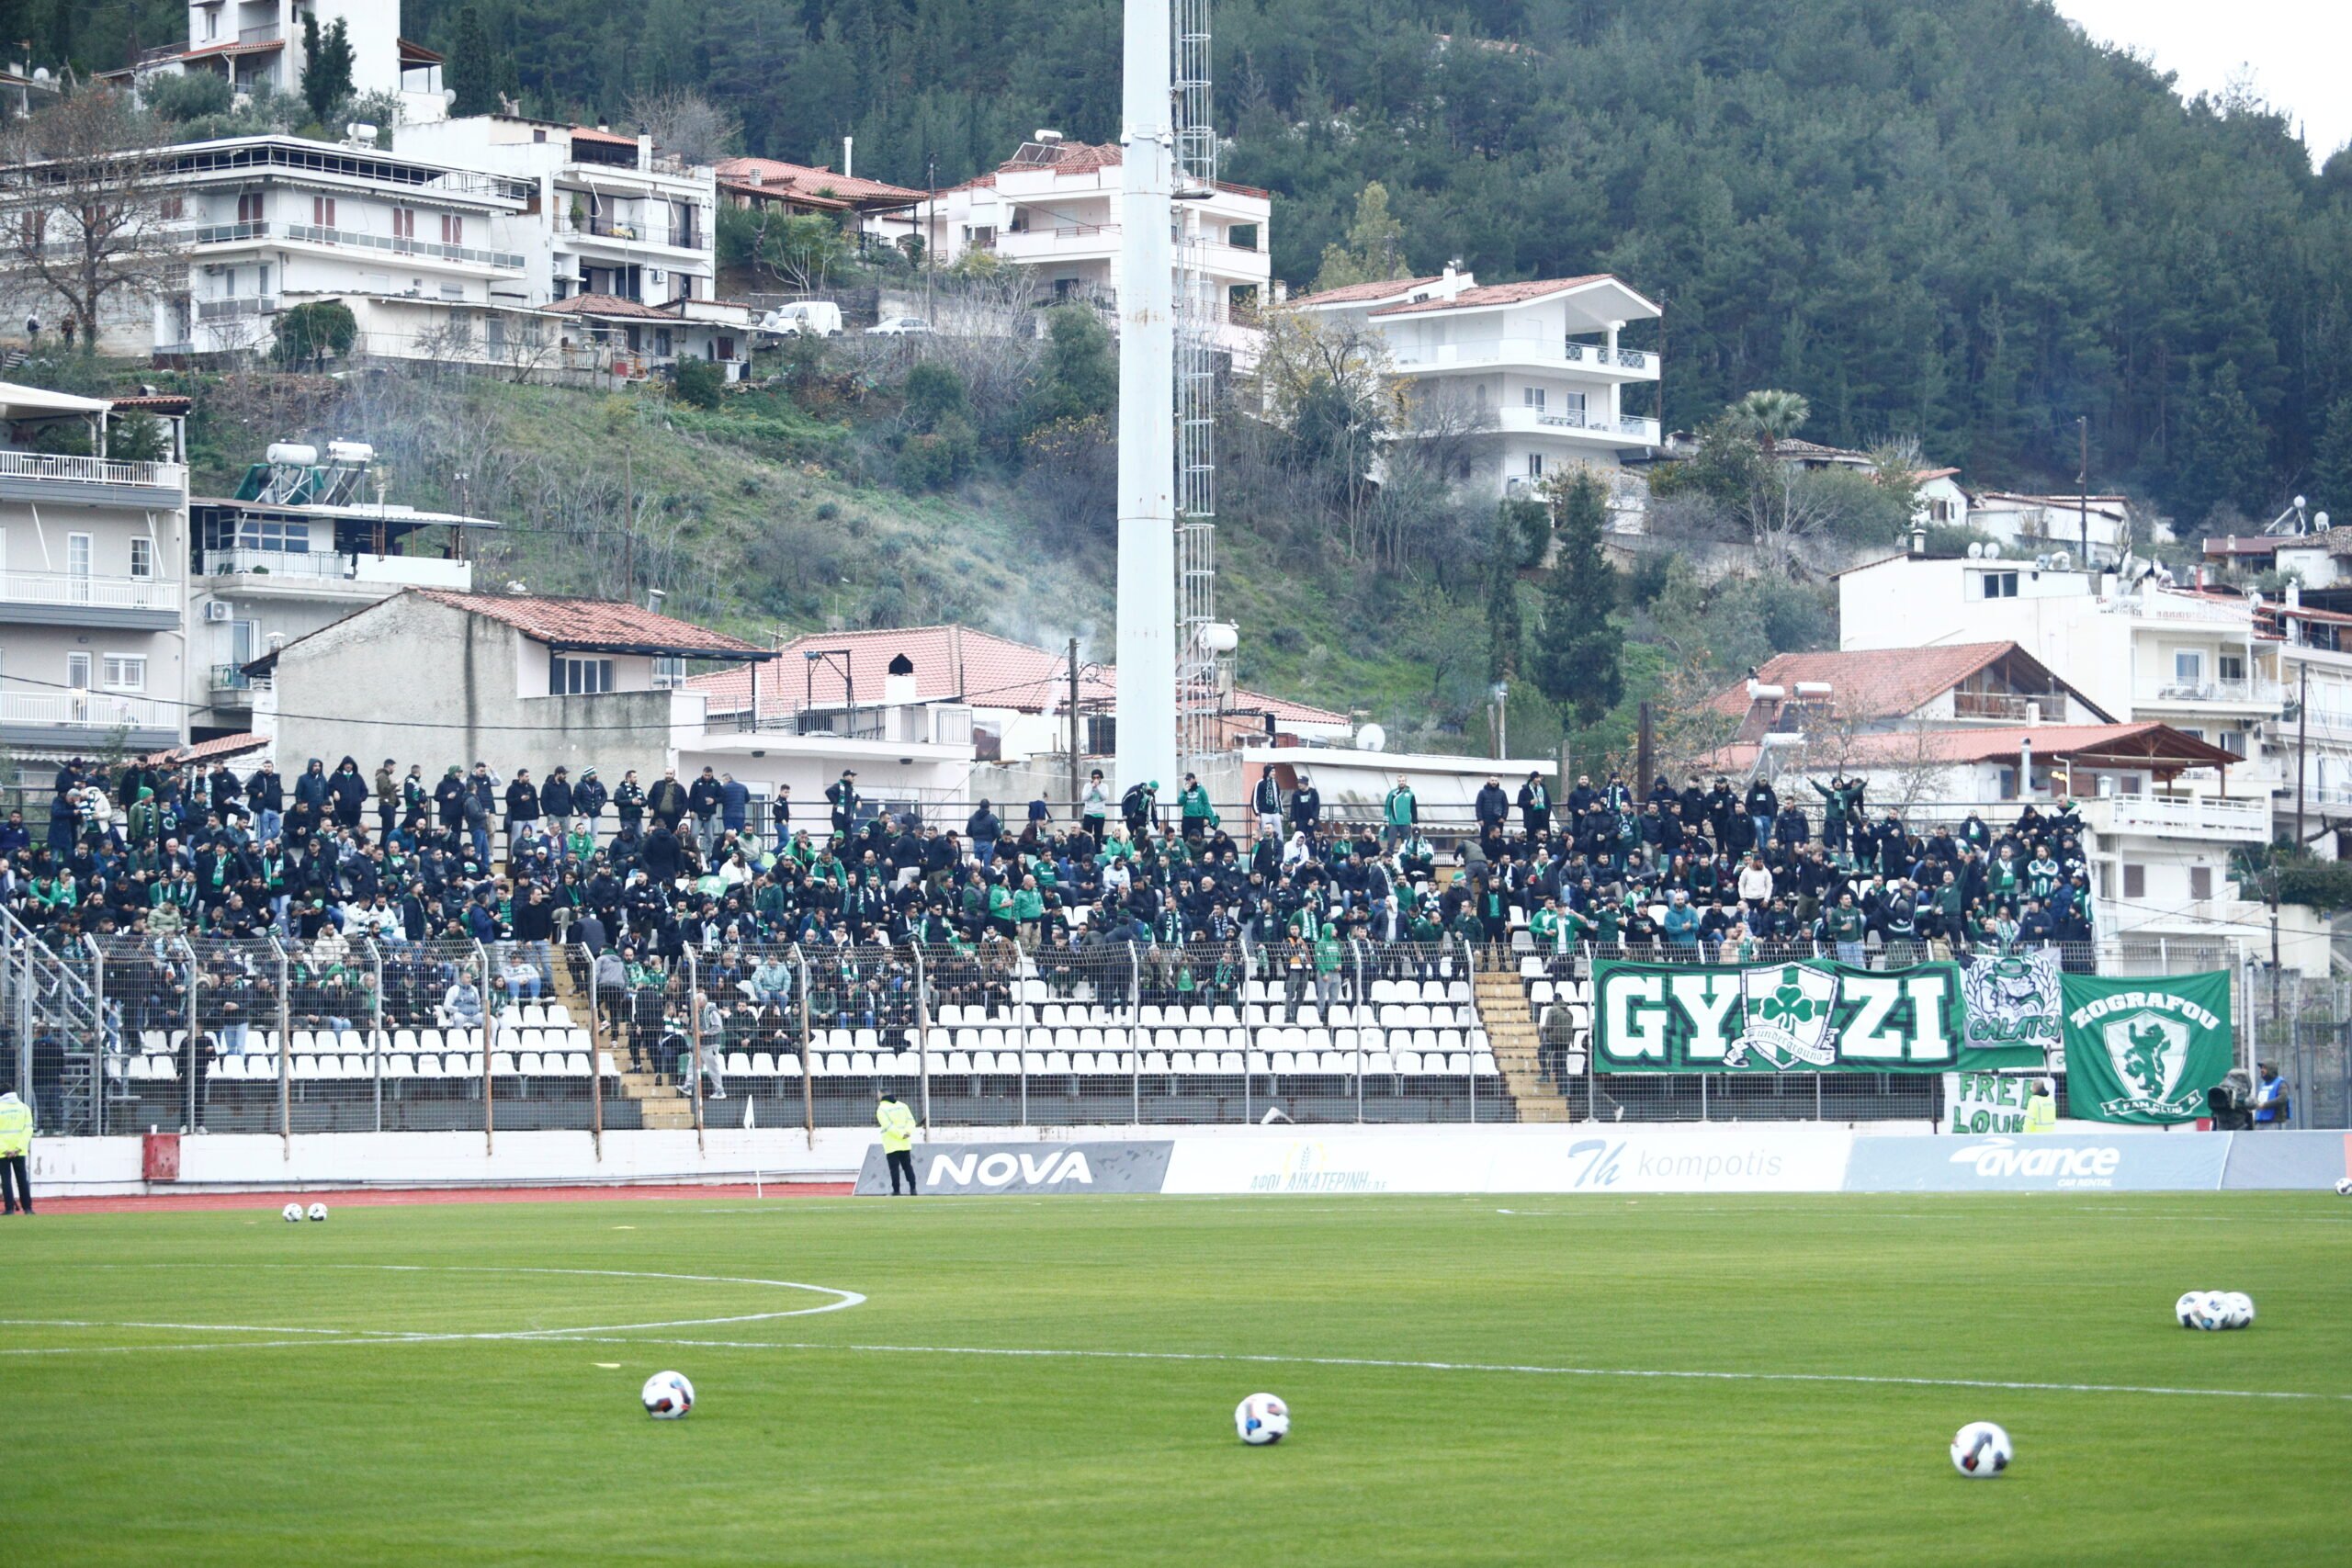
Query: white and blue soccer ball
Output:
[[2175, 1291, 2203, 1328], [2192, 1291, 2233, 1332], [281, 1202, 303, 1223], [641, 1371, 695, 1419], [2221, 1291, 2255, 1328], [1235, 1392, 1290, 1446], [306, 1202, 328, 1222], [1950, 1421, 2012, 1478], [2335, 1177, 2352, 1197]]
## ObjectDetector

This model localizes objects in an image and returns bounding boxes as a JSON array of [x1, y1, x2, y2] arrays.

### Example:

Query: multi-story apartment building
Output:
[[1288, 266, 1663, 501], [144, 134, 533, 359], [0, 383, 188, 766], [113, 2, 451, 130], [864, 134, 1271, 356], [185, 440, 497, 743], [397, 115, 718, 310]]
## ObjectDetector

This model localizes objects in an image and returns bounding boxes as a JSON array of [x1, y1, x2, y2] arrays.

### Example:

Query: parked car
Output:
[[865, 315, 932, 337], [755, 300, 843, 338]]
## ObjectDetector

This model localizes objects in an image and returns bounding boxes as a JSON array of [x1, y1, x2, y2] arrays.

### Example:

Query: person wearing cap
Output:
[[1178, 773, 1217, 846], [876, 1090, 920, 1194], [826, 769, 860, 837], [1517, 771, 1551, 836]]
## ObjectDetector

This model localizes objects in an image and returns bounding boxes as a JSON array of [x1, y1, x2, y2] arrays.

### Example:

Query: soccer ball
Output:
[[1950, 1421, 2012, 1478], [2175, 1291, 2204, 1328], [1234, 1392, 1290, 1446], [2221, 1291, 2255, 1328], [281, 1202, 303, 1223], [306, 1202, 328, 1222], [2335, 1177, 2352, 1197], [2192, 1292, 2233, 1332], [641, 1371, 695, 1419]]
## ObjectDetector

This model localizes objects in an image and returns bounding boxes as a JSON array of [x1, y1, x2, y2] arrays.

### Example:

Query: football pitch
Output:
[[3, 1191, 2346, 1566]]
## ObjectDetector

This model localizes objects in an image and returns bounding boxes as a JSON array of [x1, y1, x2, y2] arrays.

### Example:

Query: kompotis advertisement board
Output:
[[2058, 971, 2235, 1125], [1591, 958, 2042, 1074]]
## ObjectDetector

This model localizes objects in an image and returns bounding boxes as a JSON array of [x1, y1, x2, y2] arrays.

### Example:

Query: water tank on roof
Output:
[[266, 443, 318, 467], [325, 440, 374, 466]]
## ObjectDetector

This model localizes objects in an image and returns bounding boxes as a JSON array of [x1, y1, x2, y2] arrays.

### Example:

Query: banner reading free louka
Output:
[[2058, 971, 2233, 1125]]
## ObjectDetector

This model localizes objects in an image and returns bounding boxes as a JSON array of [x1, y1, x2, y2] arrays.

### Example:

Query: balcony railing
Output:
[[1532, 410, 1661, 443], [197, 295, 277, 321], [1951, 691, 2064, 721], [2136, 678, 2278, 706], [0, 450, 181, 489], [1394, 341, 1660, 378], [0, 692, 167, 731], [281, 222, 526, 271], [0, 570, 178, 612], [237, 24, 282, 45], [2086, 793, 2270, 842], [558, 213, 702, 249], [190, 220, 270, 244], [211, 663, 254, 694], [201, 547, 473, 590]]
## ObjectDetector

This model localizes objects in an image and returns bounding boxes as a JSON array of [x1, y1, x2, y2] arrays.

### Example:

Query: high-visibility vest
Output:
[[0, 1096, 30, 1157], [877, 1101, 917, 1153], [2022, 1093, 2056, 1134]]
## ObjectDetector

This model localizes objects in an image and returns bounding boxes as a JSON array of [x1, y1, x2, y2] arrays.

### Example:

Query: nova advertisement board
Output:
[[854, 1141, 1173, 1196]]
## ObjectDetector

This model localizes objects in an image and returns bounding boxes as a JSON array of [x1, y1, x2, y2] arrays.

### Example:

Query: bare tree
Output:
[[0, 87, 186, 347], [627, 88, 741, 167], [1253, 306, 1399, 561]]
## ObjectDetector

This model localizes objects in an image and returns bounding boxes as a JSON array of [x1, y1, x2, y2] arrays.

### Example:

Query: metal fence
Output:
[[8, 914, 2344, 1134]]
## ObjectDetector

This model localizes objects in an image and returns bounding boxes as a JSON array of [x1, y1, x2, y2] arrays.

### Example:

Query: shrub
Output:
[[673, 356, 725, 410], [271, 300, 357, 367]]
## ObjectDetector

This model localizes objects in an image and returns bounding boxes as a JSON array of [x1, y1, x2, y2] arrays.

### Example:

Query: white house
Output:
[[0, 382, 189, 765], [864, 134, 1272, 359], [1965, 491, 2134, 569], [399, 115, 719, 310], [111, 3, 450, 129], [1288, 267, 1663, 502]]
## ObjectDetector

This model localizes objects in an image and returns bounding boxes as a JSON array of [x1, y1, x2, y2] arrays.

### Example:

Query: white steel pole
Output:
[[1115, 0, 1179, 797]]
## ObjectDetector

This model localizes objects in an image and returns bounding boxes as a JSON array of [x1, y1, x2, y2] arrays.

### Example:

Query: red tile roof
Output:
[[712, 156, 926, 206], [142, 732, 269, 768], [1704, 644, 2110, 729], [1287, 276, 1448, 309], [569, 126, 639, 149], [398, 38, 445, 64], [109, 393, 193, 414], [543, 293, 676, 321], [409, 591, 772, 658], [967, 141, 1271, 199], [1372, 274, 1648, 317], [691, 626, 1344, 726]]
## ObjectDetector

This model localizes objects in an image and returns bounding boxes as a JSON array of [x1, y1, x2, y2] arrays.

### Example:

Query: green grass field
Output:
[[3, 1192, 2346, 1565]]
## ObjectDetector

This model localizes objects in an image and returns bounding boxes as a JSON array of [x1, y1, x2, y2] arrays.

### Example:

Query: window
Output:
[[1996, 766, 2018, 800], [66, 533, 91, 580], [1526, 453, 1544, 479], [392, 208, 415, 241], [2219, 652, 2245, 683], [715, 334, 736, 362], [312, 196, 335, 229], [101, 655, 145, 692], [1980, 570, 2018, 599], [129, 537, 153, 579], [1522, 386, 1546, 412], [2173, 649, 2205, 684], [440, 213, 464, 245], [2220, 729, 2247, 758], [650, 656, 685, 690], [2122, 863, 2146, 899], [65, 651, 91, 690], [1930, 498, 1955, 522], [257, 264, 270, 296], [1227, 221, 1260, 252], [160, 195, 183, 221], [550, 657, 615, 695], [237, 191, 263, 225], [2189, 865, 2214, 900]]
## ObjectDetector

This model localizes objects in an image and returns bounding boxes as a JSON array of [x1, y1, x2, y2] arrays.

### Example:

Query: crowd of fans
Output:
[[3, 750, 2101, 1102]]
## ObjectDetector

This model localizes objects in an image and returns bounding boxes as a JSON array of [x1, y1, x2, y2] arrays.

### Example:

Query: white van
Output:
[[757, 300, 843, 338]]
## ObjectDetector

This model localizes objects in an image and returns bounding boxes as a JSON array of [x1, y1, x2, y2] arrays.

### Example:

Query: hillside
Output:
[[81, 0, 2333, 521]]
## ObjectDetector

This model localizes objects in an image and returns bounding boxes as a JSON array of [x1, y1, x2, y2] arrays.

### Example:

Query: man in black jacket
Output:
[[687, 766, 724, 859], [825, 770, 860, 838], [1475, 775, 1510, 838], [1288, 772, 1320, 841], [1517, 771, 1552, 836]]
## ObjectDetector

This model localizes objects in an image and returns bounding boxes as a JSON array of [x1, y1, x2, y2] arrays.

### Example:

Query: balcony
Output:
[[1391, 339, 1661, 380], [1951, 690, 2066, 722], [0, 691, 175, 747], [0, 570, 181, 630], [1498, 406, 1661, 445], [238, 24, 282, 45], [0, 451, 187, 511], [190, 220, 271, 246], [2084, 793, 2270, 843], [280, 222, 526, 272], [557, 213, 703, 252], [200, 547, 473, 595], [2132, 677, 2280, 710], [210, 663, 254, 703], [197, 295, 277, 321]]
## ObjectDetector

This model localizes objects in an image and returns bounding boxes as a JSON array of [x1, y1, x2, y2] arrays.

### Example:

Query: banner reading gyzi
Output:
[[1592, 958, 2029, 1073]]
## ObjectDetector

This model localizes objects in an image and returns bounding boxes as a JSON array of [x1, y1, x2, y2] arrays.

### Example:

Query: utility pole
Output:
[[2295, 661, 2309, 846], [621, 437, 634, 598], [924, 153, 937, 328], [2076, 415, 2089, 566], [1068, 637, 1081, 824], [1635, 701, 1654, 802]]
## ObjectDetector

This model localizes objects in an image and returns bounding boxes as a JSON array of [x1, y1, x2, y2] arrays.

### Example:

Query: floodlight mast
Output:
[[1114, 0, 1180, 797]]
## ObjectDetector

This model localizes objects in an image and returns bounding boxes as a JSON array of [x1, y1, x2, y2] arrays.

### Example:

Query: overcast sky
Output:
[[2054, 0, 2351, 169]]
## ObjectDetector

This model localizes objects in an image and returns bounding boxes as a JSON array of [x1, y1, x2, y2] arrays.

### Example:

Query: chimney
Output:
[[1909, 524, 1928, 558], [842, 135, 854, 179], [2287, 580, 2301, 609]]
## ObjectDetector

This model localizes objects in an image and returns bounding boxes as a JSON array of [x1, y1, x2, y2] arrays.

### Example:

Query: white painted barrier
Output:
[[1160, 1125, 1857, 1195]]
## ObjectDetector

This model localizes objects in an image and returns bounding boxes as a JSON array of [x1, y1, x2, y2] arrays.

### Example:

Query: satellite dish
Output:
[[1356, 723, 1387, 753], [1984, 542, 2001, 559], [1966, 543, 1984, 559], [2052, 550, 2071, 570], [2317, 512, 2333, 531], [2034, 555, 2051, 570], [2295, 495, 2308, 510], [31, 67, 50, 83]]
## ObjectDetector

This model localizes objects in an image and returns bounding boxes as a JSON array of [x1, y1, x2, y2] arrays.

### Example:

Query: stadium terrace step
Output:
[[1472, 968, 1567, 1121]]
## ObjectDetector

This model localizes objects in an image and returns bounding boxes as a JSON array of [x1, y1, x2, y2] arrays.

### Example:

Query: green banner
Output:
[[2058, 971, 2234, 1124], [1592, 958, 2033, 1074]]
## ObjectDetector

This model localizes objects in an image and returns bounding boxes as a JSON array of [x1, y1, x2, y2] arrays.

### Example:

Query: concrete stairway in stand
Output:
[[547, 955, 695, 1129], [1473, 964, 1572, 1122]]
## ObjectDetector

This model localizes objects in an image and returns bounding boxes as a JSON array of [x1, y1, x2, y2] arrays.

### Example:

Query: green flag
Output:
[[2058, 971, 2234, 1124]]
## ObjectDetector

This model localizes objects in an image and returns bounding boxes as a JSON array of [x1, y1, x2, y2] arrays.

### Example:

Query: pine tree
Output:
[[301, 17, 356, 123], [2313, 398, 2352, 523], [1533, 471, 1622, 728], [446, 6, 500, 118], [1311, 182, 1408, 293], [2174, 365, 2272, 524], [1485, 504, 1523, 682]]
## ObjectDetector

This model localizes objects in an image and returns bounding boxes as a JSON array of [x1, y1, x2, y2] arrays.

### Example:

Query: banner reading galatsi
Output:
[[2058, 971, 2235, 1124], [1592, 958, 2043, 1074]]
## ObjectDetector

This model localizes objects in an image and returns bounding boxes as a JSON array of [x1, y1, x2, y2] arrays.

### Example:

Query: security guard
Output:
[[2022, 1077, 2057, 1134], [0, 1089, 32, 1215], [876, 1091, 919, 1196]]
